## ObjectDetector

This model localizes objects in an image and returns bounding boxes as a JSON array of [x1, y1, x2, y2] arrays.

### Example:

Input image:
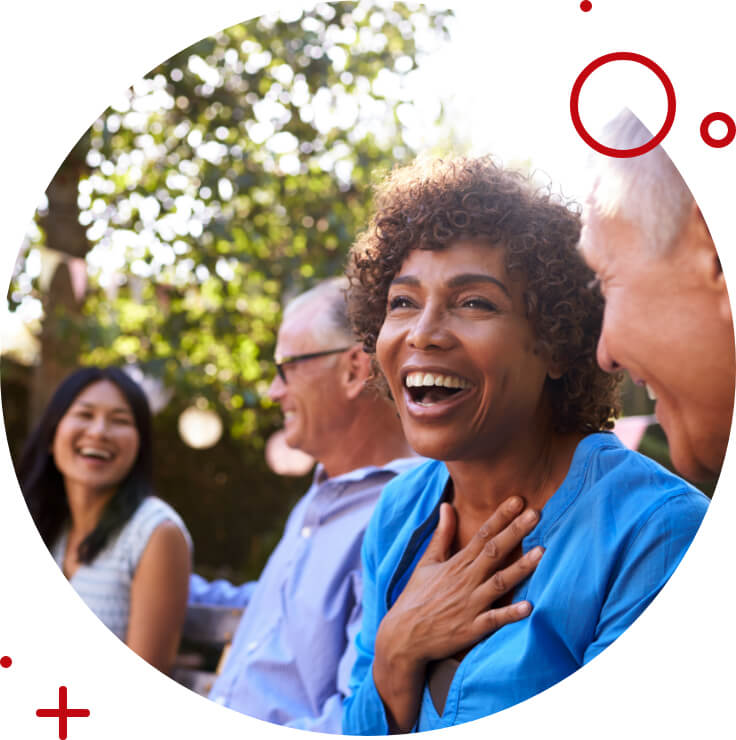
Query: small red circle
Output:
[[700, 112, 736, 148], [0, 656, 12, 668], [580, 1, 592, 11], [570, 52, 677, 158]]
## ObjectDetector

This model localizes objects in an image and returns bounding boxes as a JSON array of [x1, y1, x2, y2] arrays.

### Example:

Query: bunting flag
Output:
[[612, 414, 657, 450]]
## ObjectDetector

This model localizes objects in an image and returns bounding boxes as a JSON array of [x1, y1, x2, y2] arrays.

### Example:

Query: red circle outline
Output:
[[580, 1, 592, 12], [700, 112, 736, 148], [0, 656, 12, 668], [570, 52, 676, 158]]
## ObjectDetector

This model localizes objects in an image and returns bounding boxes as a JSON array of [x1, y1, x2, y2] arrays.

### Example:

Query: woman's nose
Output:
[[407, 305, 453, 350], [86, 414, 110, 437]]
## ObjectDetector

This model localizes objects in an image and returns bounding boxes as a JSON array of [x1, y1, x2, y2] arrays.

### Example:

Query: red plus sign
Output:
[[36, 686, 90, 740]]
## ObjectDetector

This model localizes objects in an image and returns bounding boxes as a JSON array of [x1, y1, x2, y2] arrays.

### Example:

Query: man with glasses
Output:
[[189, 277, 416, 732]]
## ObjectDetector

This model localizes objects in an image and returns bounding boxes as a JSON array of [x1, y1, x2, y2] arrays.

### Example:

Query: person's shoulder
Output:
[[117, 497, 191, 574], [374, 459, 447, 523], [133, 496, 187, 528], [124, 496, 192, 552], [579, 432, 709, 513], [362, 459, 446, 564], [137, 517, 192, 562]]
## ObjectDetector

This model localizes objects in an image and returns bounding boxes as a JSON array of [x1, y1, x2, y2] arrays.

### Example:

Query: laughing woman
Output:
[[18, 367, 191, 673], [343, 157, 709, 733]]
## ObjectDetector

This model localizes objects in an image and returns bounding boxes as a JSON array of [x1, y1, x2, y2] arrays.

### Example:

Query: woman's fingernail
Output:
[[508, 496, 523, 512], [530, 546, 544, 561], [522, 509, 538, 524]]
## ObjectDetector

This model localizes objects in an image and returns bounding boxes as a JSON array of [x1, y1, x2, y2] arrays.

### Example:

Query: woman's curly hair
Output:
[[346, 156, 620, 434]]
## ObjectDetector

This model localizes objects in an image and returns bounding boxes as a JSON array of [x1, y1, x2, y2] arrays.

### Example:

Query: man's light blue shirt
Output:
[[343, 433, 709, 733], [189, 457, 421, 733]]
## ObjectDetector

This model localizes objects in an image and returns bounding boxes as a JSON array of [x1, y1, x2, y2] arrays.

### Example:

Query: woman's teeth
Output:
[[404, 372, 469, 390], [404, 372, 469, 406], [78, 447, 112, 460]]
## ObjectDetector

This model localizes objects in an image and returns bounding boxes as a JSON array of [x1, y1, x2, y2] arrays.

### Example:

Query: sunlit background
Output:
[[5, 1, 675, 344], [1, 0, 677, 581]]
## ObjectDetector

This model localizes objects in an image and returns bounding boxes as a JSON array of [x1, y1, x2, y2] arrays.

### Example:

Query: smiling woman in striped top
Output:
[[18, 366, 191, 673]]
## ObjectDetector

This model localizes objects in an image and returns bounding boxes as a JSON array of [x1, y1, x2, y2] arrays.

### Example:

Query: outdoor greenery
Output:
[[10, 1, 452, 443], [5, 2, 705, 578], [5, 1, 454, 577]]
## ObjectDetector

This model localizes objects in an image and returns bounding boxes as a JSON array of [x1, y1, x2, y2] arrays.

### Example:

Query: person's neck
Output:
[[64, 481, 117, 539], [319, 399, 414, 479], [446, 427, 583, 546]]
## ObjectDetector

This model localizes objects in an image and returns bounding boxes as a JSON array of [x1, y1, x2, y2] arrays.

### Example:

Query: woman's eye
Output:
[[461, 297, 497, 311], [112, 416, 134, 426], [388, 295, 415, 311]]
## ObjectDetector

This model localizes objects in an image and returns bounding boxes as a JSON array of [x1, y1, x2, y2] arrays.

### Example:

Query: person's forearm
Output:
[[372, 616, 426, 733], [187, 573, 256, 607]]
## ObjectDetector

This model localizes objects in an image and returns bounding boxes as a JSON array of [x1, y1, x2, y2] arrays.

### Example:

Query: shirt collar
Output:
[[312, 455, 425, 487]]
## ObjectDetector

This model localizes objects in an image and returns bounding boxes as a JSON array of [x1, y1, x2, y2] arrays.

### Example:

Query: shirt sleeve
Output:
[[342, 514, 392, 736], [126, 498, 192, 577], [187, 573, 257, 608], [583, 491, 708, 663]]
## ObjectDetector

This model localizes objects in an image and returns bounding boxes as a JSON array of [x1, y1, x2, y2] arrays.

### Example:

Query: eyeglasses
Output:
[[274, 347, 351, 384]]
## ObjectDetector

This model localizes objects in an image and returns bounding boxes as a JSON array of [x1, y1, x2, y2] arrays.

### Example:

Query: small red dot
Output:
[[0, 656, 12, 668], [580, 0, 592, 10]]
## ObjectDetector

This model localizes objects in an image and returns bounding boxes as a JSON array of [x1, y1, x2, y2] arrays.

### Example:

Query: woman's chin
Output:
[[405, 429, 469, 463]]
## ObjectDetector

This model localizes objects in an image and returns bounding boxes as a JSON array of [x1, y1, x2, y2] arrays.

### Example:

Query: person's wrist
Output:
[[376, 611, 425, 676]]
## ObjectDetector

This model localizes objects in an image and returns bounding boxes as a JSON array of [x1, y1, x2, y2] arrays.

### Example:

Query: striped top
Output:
[[51, 496, 192, 641]]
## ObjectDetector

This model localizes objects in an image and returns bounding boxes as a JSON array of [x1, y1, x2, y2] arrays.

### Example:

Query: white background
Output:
[[1, 1, 734, 738]]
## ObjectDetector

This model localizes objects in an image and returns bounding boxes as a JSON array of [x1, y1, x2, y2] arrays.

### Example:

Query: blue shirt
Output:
[[189, 457, 422, 733], [343, 433, 709, 733]]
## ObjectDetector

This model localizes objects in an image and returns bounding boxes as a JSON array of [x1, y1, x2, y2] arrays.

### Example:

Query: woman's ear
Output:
[[342, 345, 373, 400], [547, 362, 564, 381], [535, 341, 563, 380]]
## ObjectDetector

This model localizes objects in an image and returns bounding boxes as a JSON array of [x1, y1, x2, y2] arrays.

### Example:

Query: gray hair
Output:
[[283, 276, 355, 346], [587, 108, 694, 255]]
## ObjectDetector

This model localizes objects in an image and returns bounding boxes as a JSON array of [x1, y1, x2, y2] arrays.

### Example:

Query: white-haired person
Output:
[[579, 108, 735, 482], [188, 277, 428, 732]]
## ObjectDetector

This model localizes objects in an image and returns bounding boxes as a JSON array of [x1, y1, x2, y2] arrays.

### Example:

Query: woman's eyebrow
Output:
[[390, 275, 420, 287], [75, 400, 132, 415], [390, 273, 510, 297], [447, 273, 510, 297]]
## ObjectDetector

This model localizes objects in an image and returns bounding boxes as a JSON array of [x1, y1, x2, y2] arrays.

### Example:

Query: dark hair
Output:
[[346, 156, 621, 434], [17, 366, 154, 563]]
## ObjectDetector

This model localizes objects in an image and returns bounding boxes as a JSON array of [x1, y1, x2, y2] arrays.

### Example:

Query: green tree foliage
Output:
[[4, 1, 452, 578], [63, 1, 452, 443]]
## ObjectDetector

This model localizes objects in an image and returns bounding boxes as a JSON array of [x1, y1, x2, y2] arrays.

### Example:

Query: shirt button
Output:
[[301, 526, 312, 538], [214, 696, 226, 705], [246, 640, 258, 653]]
